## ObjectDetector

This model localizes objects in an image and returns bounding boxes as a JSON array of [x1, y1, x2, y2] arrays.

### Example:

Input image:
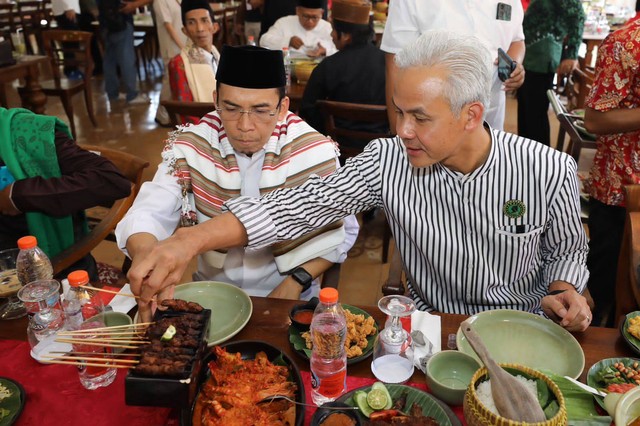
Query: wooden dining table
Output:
[[0, 54, 48, 113], [0, 295, 634, 425]]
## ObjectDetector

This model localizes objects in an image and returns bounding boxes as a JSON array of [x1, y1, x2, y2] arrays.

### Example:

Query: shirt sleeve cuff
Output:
[[545, 260, 589, 294], [224, 196, 278, 249]]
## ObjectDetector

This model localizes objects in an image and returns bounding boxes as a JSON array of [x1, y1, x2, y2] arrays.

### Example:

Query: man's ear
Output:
[[182, 26, 187, 37], [463, 101, 485, 131], [212, 22, 221, 35], [278, 96, 290, 121], [212, 90, 217, 107]]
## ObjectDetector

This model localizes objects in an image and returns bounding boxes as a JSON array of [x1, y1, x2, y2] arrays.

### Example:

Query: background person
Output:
[[516, 0, 585, 146], [583, 6, 640, 327], [260, 0, 335, 57], [116, 46, 358, 321], [299, 0, 386, 138], [0, 108, 131, 280], [127, 31, 591, 332]]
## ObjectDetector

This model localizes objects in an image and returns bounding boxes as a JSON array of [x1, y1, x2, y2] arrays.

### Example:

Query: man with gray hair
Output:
[[128, 30, 592, 332]]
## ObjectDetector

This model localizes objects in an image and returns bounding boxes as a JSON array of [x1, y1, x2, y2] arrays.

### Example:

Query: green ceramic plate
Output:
[[456, 309, 585, 379], [173, 281, 253, 347], [0, 377, 24, 426], [587, 357, 640, 410], [621, 311, 640, 356], [288, 304, 378, 365], [338, 384, 454, 425]]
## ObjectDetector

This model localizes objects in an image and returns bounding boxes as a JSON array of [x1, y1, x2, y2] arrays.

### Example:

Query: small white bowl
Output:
[[615, 386, 640, 425]]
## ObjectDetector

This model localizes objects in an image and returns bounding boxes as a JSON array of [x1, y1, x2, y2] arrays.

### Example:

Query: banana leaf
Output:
[[544, 372, 612, 426]]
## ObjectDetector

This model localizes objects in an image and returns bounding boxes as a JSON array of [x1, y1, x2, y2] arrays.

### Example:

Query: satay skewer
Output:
[[41, 359, 135, 369], [54, 339, 142, 349], [56, 337, 148, 344], [58, 322, 153, 335], [41, 354, 140, 364], [79, 285, 140, 299], [49, 351, 141, 357]]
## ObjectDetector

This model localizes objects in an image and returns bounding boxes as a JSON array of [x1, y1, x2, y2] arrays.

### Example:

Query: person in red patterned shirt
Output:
[[584, 5, 640, 327]]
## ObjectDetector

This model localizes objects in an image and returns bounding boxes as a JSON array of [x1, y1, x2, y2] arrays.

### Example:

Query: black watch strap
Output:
[[291, 267, 313, 293]]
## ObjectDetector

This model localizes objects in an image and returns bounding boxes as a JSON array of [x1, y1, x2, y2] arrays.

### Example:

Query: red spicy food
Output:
[[292, 310, 314, 325], [606, 383, 638, 394], [192, 346, 297, 426]]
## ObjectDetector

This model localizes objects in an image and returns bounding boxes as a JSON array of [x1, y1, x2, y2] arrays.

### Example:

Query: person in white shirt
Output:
[[126, 30, 592, 332], [153, 0, 188, 126], [260, 0, 336, 57], [380, 0, 526, 131], [116, 45, 358, 322]]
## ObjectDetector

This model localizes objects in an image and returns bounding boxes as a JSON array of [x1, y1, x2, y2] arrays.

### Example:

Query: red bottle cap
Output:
[[319, 287, 339, 304], [67, 270, 90, 287], [17, 235, 37, 249]]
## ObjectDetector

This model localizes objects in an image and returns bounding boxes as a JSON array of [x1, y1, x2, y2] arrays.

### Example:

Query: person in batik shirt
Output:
[[584, 4, 640, 327]]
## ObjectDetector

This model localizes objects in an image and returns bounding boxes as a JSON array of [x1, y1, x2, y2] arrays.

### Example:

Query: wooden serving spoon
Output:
[[460, 319, 547, 423]]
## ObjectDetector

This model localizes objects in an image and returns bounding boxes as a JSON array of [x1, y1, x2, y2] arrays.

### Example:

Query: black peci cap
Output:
[[181, 0, 215, 26], [216, 45, 286, 89], [298, 0, 324, 9]]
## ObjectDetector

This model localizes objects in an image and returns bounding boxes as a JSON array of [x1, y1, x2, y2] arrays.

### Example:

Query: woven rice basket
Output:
[[463, 363, 567, 426]]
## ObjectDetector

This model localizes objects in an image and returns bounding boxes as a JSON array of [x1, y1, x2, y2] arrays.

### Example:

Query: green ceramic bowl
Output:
[[426, 350, 481, 406]]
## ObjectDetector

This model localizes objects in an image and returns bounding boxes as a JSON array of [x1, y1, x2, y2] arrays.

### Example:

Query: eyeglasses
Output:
[[300, 14, 321, 22], [216, 101, 282, 123]]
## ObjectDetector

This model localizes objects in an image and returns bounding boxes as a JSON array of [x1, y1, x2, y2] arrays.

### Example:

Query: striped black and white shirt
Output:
[[226, 128, 589, 315]]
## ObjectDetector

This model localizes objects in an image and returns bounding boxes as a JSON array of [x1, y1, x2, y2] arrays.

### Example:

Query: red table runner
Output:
[[300, 371, 466, 425], [0, 340, 170, 426]]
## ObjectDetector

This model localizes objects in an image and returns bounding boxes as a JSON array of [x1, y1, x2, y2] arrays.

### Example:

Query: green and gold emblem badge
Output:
[[503, 199, 526, 219]]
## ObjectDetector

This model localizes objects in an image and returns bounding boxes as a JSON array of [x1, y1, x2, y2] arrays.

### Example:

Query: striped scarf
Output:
[[164, 111, 345, 272]]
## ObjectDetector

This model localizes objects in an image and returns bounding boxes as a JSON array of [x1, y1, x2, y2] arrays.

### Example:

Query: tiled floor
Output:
[[2, 71, 593, 307]]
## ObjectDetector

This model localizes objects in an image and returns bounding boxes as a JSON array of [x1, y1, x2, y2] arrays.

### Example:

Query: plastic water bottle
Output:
[[16, 236, 53, 286], [310, 288, 347, 405], [282, 47, 291, 88], [247, 35, 256, 46], [63, 270, 116, 390], [63, 270, 104, 330]]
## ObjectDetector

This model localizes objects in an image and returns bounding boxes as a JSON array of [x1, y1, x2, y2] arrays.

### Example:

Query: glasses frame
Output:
[[216, 100, 283, 123], [300, 13, 321, 22]]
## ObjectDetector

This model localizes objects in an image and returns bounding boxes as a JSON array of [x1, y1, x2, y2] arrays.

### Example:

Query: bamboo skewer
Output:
[[79, 285, 140, 299], [41, 354, 139, 364], [58, 322, 153, 336], [54, 339, 141, 349], [50, 351, 141, 357], [41, 359, 135, 369], [56, 337, 148, 344]]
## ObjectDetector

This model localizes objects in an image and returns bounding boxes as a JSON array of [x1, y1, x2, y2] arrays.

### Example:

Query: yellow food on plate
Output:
[[301, 308, 376, 358], [628, 316, 640, 340]]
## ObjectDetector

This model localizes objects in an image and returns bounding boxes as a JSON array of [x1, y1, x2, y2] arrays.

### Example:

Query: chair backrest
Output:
[[15, 0, 48, 54], [50, 145, 150, 274], [316, 100, 390, 161], [0, 2, 17, 34], [161, 99, 217, 126], [41, 29, 94, 84], [615, 185, 640, 326], [558, 67, 594, 112], [546, 89, 597, 163]]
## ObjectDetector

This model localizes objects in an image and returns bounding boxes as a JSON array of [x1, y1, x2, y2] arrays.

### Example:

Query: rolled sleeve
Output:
[[542, 157, 589, 293], [224, 196, 279, 248]]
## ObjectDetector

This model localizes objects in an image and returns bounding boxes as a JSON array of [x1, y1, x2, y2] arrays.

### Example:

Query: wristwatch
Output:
[[291, 267, 313, 293]]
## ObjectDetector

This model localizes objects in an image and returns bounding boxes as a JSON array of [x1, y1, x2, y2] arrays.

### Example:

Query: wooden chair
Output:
[[15, 0, 48, 55], [553, 68, 595, 153], [614, 185, 640, 326], [51, 145, 150, 275], [21, 30, 98, 140], [547, 89, 597, 163], [161, 99, 217, 126], [0, 2, 17, 34]]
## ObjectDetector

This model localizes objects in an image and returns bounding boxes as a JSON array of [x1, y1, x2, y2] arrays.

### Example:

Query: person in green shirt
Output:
[[517, 0, 585, 146]]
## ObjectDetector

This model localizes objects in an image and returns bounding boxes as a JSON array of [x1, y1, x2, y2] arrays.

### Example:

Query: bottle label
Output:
[[312, 369, 346, 398]]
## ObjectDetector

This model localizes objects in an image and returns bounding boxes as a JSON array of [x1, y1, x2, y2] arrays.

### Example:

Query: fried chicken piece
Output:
[[301, 309, 377, 358]]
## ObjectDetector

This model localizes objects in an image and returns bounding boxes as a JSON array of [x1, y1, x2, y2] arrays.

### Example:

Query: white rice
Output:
[[476, 375, 538, 416]]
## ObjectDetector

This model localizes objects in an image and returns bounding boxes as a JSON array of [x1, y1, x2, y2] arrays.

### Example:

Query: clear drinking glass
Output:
[[371, 295, 416, 383], [17, 279, 65, 348], [0, 248, 25, 320]]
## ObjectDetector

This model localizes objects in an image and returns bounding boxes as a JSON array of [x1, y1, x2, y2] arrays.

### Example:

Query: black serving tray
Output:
[[181, 340, 305, 426], [125, 308, 211, 408]]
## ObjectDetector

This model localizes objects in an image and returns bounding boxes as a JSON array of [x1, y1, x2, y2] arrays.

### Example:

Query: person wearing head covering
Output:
[[300, 0, 387, 143], [260, 0, 336, 57], [117, 45, 358, 319], [167, 0, 221, 115]]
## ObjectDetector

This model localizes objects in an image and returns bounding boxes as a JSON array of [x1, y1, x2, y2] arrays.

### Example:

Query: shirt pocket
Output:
[[493, 225, 545, 282]]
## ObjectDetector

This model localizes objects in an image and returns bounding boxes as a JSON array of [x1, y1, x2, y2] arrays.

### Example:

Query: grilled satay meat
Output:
[[139, 343, 195, 356], [161, 299, 204, 313]]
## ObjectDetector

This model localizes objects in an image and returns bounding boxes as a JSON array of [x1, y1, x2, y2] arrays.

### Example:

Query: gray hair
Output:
[[395, 30, 493, 118]]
